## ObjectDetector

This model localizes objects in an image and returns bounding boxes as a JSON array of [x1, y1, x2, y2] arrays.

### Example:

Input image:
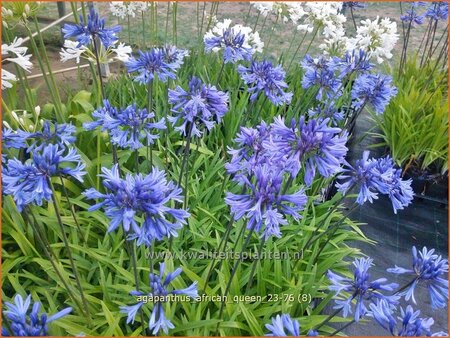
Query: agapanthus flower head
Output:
[[267, 116, 348, 186], [238, 59, 293, 106], [28, 121, 76, 152], [3, 144, 86, 211], [297, 2, 346, 35], [225, 163, 307, 240], [83, 99, 119, 131], [2, 127, 29, 149], [2, 37, 33, 89], [168, 76, 229, 137], [251, 2, 307, 24], [327, 257, 399, 322], [161, 45, 189, 71], [120, 263, 198, 335], [265, 314, 318, 336], [60, 39, 132, 64], [301, 55, 342, 100], [204, 19, 263, 64], [425, 2, 449, 21], [400, 2, 425, 25], [62, 7, 121, 48], [351, 73, 397, 114], [347, 16, 399, 64], [84, 165, 190, 246], [126, 48, 177, 84], [2, 294, 72, 336], [337, 49, 373, 78], [336, 151, 413, 213], [225, 121, 272, 182], [86, 102, 165, 150], [369, 300, 445, 336], [387, 246, 448, 309]]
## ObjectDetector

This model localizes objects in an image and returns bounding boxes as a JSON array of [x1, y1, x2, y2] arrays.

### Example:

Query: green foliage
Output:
[[371, 58, 448, 175]]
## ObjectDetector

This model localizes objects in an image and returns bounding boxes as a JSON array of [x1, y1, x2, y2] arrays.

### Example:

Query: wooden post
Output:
[[56, 2, 66, 44]]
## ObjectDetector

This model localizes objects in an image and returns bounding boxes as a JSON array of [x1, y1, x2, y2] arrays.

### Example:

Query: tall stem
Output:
[[215, 223, 257, 334], [148, 81, 154, 167], [245, 238, 266, 292], [49, 180, 91, 323], [287, 29, 309, 71], [58, 176, 85, 243]]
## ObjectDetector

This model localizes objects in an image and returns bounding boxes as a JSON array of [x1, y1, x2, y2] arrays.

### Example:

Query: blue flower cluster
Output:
[[327, 257, 399, 321], [3, 137, 85, 211], [336, 151, 414, 214], [400, 2, 426, 25], [370, 300, 447, 336], [120, 263, 198, 335], [351, 73, 398, 114], [2, 294, 72, 336], [168, 76, 229, 137], [302, 55, 342, 101], [238, 60, 292, 106], [266, 314, 318, 336], [387, 246, 448, 309], [425, 1, 449, 21], [62, 7, 121, 48], [84, 165, 190, 246], [225, 113, 349, 239], [268, 116, 348, 186], [84, 99, 166, 150], [126, 46, 188, 84]]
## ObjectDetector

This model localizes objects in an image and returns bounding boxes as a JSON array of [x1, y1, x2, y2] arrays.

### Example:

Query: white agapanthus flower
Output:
[[297, 2, 346, 37], [1, 37, 33, 90], [347, 16, 399, 63], [251, 2, 307, 24], [109, 1, 149, 19], [60, 39, 132, 64]]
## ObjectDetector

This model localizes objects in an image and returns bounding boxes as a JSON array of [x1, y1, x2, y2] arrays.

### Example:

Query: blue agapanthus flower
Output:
[[266, 314, 318, 336], [126, 49, 177, 84], [226, 121, 272, 182], [3, 144, 85, 211], [401, 2, 426, 25], [387, 246, 448, 309], [225, 163, 307, 239], [161, 45, 189, 71], [84, 101, 165, 150], [237, 60, 293, 106], [62, 7, 121, 48], [369, 300, 447, 336], [2, 127, 29, 149], [2, 294, 72, 336], [351, 73, 398, 114], [308, 105, 345, 126], [267, 116, 348, 186], [301, 55, 341, 100], [336, 151, 414, 213], [327, 257, 399, 321], [120, 263, 198, 335], [84, 165, 189, 246], [337, 49, 373, 78], [203, 27, 255, 63], [168, 76, 229, 137], [425, 2, 449, 21], [28, 121, 76, 152]]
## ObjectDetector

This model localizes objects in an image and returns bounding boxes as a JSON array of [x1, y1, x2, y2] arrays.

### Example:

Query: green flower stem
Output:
[[329, 318, 356, 336], [22, 207, 84, 316], [287, 29, 309, 71], [124, 238, 146, 335], [148, 81, 154, 167], [48, 180, 91, 323], [58, 176, 85, 244]]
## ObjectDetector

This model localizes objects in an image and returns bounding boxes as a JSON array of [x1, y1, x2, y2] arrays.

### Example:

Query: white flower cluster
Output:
[[60, 40, 132, 64], [2, 37, 33, 90], [109, 1, 149, 19], [347, 17, 399, 64], [297, 2, 346, 34], [251, 2, 306, 24], [205, 19, 264, 54]]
